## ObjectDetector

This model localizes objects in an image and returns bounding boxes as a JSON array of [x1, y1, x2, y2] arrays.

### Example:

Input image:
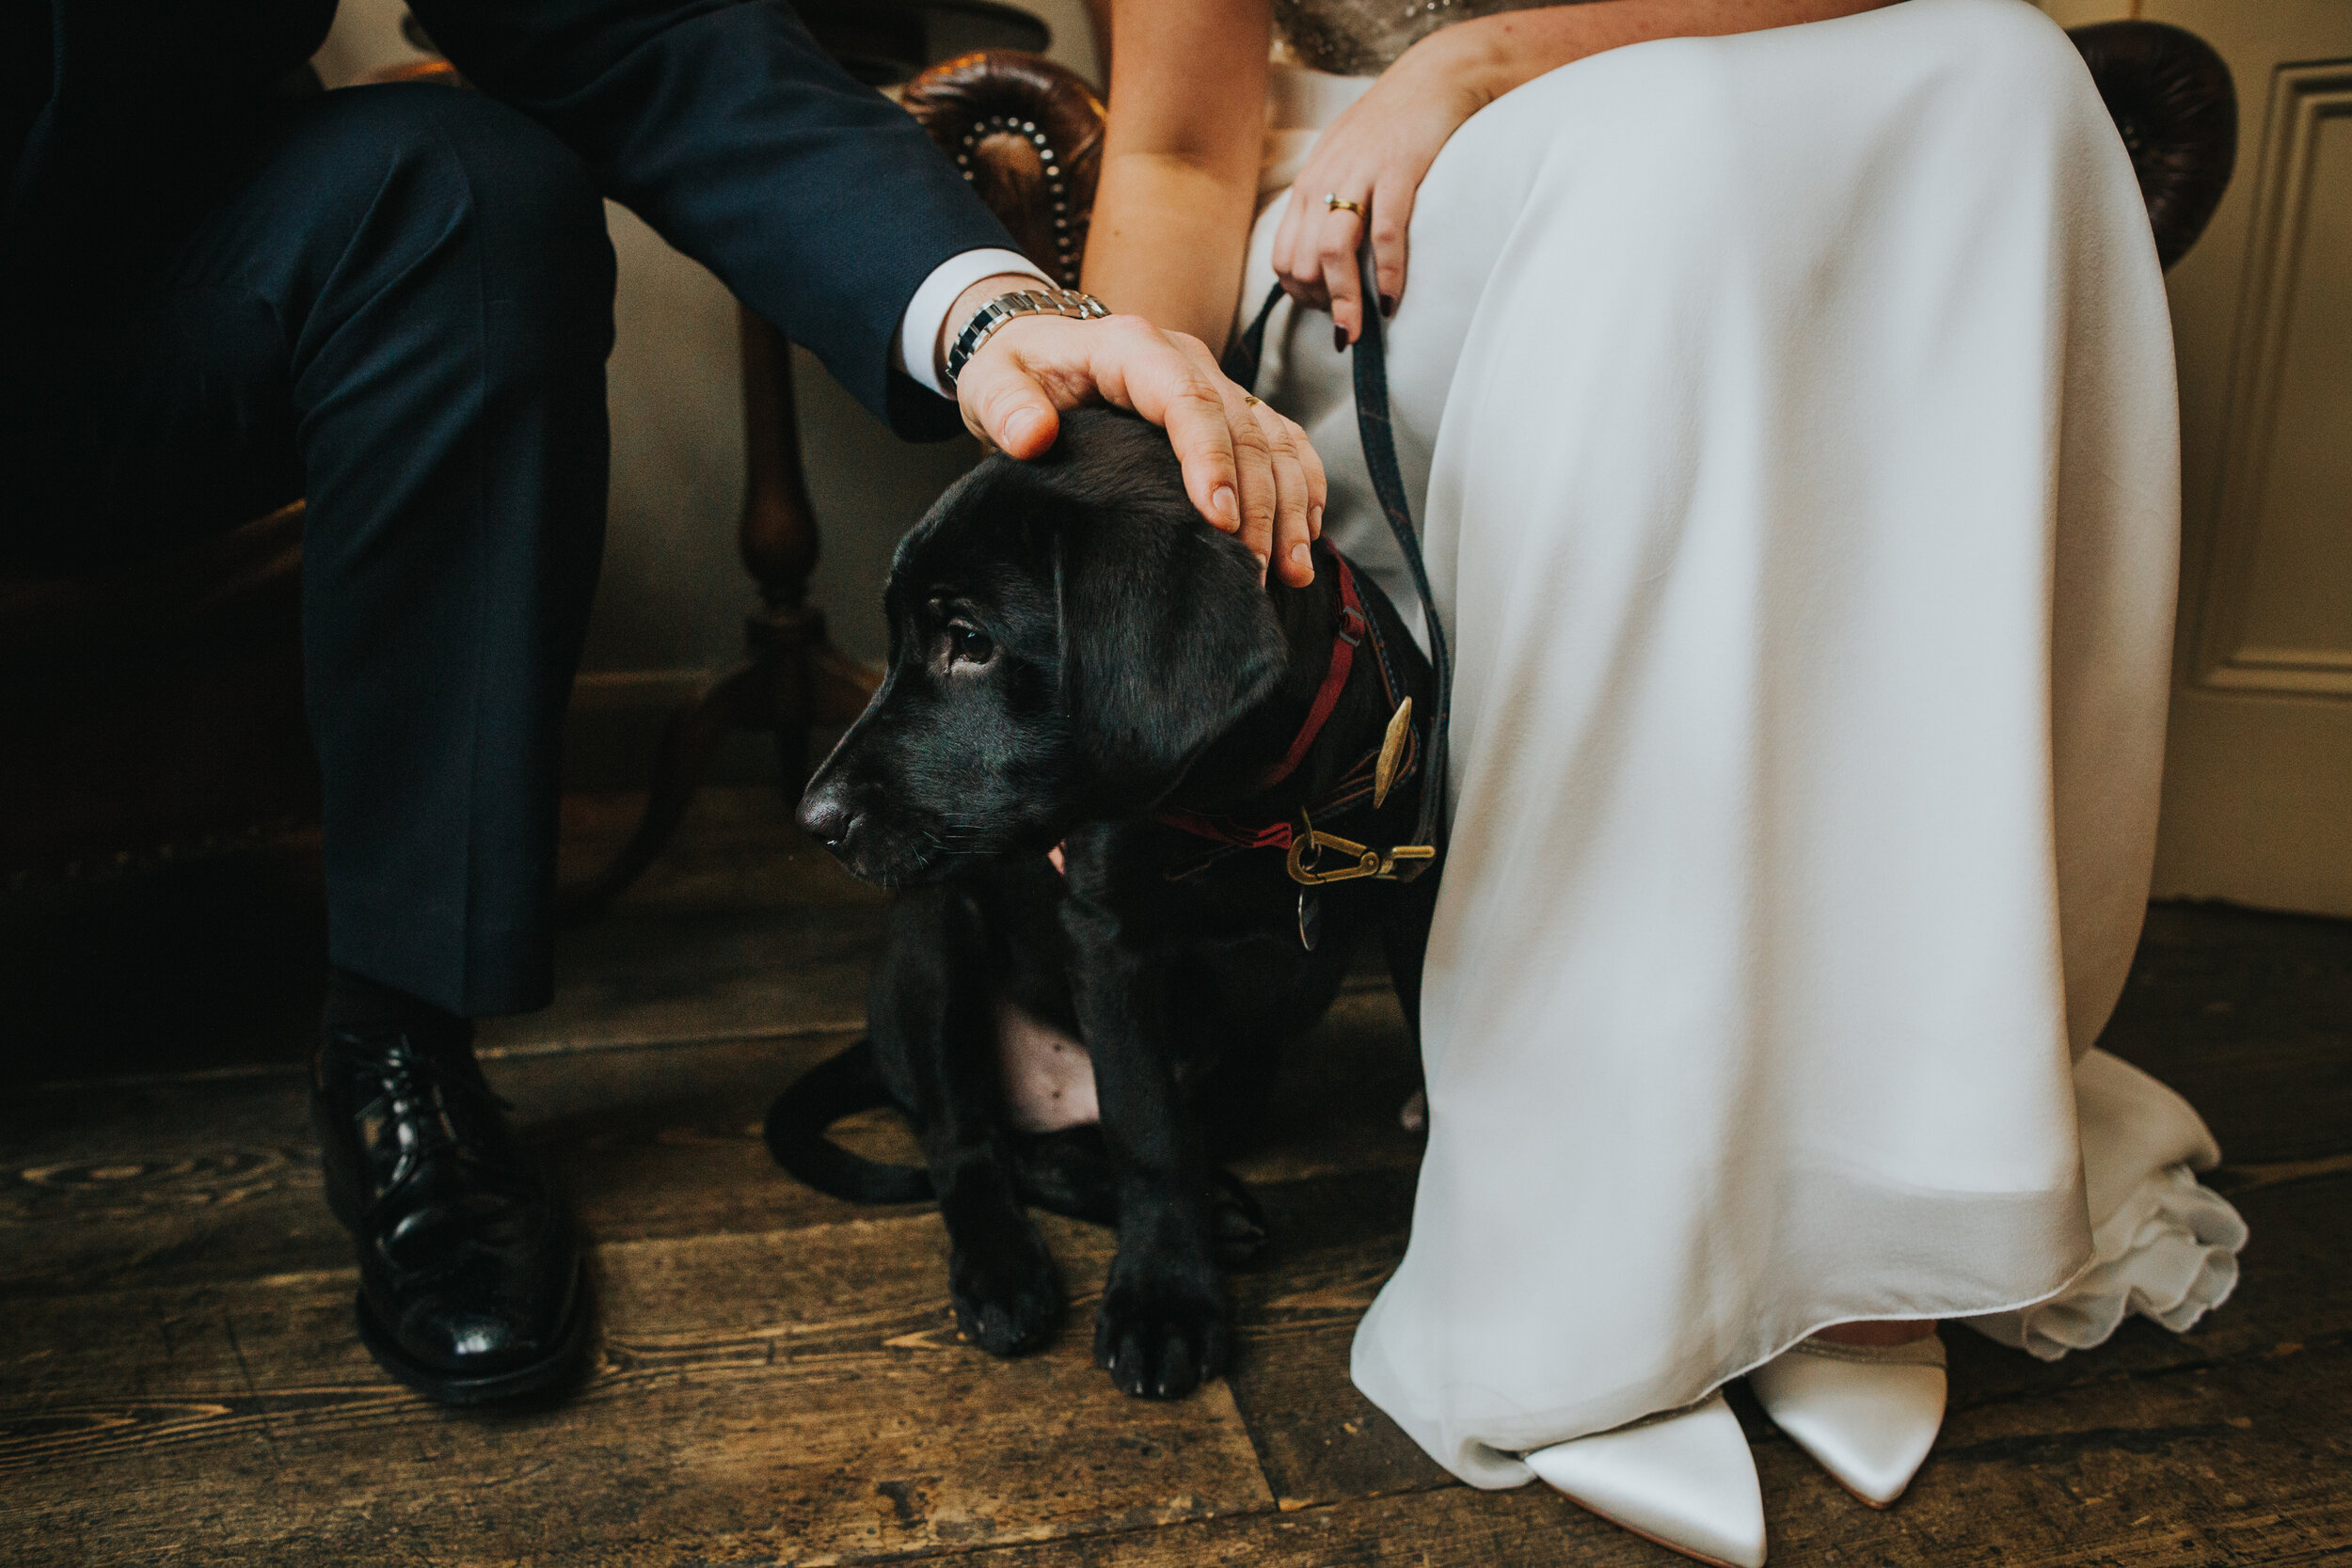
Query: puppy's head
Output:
[[798, 409, 1288, 885]]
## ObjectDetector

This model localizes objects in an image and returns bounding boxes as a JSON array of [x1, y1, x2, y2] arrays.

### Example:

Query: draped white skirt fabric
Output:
[[1241, 0, 2245, 1488]]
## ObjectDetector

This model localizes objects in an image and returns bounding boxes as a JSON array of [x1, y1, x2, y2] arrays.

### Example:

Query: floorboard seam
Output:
[[1947, 1327, 2351, 1419], [2209, 1151, 2352, 1197], [798, 1497, 1297, 1568], [17, 1020, 869, 1093], [218, 1307, 285, 1471], [477, 1018, 864, 1061], [1226, 1396, 1292, 1511]]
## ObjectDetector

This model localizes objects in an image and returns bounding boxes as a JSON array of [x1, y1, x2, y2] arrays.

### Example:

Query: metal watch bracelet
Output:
[[943, 284, 1110, 392]]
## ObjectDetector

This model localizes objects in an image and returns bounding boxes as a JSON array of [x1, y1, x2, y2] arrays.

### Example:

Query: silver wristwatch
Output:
[[943, 283, 1110, 391]]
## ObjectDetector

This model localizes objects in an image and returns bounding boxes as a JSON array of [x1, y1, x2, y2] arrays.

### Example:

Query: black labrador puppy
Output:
[[782, 408, 1436, 1399]]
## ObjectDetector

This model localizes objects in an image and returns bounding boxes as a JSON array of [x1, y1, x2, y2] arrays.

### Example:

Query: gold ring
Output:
[[1324, 194, 1364, 215], [1244, 394, 1262, 407]]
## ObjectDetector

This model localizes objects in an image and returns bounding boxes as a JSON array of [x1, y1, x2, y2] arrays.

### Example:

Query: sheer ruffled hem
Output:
[[1963, 1161, 2246, 1360], [1353, 1049, 2249, 1485]]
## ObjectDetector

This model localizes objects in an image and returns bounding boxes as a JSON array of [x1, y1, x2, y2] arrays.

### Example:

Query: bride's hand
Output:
[[1270, 32, 1494, 347]]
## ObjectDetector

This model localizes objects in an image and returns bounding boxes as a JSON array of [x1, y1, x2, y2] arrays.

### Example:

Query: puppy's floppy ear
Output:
[[1051, 442, 1287, 811]]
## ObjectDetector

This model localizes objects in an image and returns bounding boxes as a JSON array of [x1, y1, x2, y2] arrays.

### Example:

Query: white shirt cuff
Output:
[[896, 247, 1055, 399]]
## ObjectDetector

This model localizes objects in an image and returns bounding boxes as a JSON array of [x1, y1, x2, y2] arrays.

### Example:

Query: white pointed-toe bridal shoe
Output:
[[1525, 1390, 1768, 1568], [1747, 1331, 1947, 1508]]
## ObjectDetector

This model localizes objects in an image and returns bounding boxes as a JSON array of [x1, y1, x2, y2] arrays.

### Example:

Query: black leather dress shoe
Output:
[[311, 1027, 588, 1405]]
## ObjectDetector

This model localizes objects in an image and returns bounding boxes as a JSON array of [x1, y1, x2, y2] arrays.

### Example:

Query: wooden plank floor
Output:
[[4, 788, 2347, 1566]]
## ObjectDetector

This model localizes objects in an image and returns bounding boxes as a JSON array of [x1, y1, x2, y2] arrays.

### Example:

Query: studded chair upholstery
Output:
[[900, 53, 1104, 290], [2068, 20, 2237, 271]]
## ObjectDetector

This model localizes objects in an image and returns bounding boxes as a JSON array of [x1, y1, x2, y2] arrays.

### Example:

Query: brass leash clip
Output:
[[1285, 823, 1438, 886]]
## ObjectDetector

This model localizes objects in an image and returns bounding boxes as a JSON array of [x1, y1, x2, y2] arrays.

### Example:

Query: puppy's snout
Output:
[[796, 780, 858, 853]]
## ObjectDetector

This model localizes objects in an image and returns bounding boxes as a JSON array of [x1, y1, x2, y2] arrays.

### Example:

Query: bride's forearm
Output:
[[1426, 0, 1899, 108], [1086, 0, 1267, 353], [1084, 152, 1259, 355]]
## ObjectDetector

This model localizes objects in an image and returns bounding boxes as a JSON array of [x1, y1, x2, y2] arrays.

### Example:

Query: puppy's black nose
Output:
[[796, 783, 855, 851]]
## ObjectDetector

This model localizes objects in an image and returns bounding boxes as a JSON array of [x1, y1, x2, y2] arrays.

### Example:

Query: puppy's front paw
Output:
[[1093, 1275, 1231, 1400], [948, 1217, 1061, 1357]]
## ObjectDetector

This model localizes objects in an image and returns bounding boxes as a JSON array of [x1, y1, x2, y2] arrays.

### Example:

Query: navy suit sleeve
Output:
[[407, 0, 1016, 437]]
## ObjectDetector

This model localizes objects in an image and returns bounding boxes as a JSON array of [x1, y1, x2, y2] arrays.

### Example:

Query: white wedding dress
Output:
[[1242, 0, 2248, 1487]]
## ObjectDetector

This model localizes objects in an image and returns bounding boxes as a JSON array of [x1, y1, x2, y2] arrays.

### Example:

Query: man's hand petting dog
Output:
[[946, 272, 1326, 587]]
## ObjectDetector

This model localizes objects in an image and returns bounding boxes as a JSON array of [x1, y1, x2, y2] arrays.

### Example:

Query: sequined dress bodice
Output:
[[1272, 0, 1575, 76]]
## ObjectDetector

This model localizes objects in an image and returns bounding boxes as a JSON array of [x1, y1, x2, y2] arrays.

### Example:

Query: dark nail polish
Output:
[[1334, 325, 1349, 353], [1380, 293, 1396, 318]]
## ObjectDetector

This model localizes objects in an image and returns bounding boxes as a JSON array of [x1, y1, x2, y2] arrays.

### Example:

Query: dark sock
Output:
[[325, 967, 471, 1050]]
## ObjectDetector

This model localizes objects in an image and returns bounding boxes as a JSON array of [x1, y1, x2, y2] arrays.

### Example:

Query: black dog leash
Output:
[[1222, 257, 1451, 881]]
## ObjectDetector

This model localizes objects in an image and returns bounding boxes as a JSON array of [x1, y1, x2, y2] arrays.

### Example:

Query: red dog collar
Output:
[[1049, 544, 1416, 882]]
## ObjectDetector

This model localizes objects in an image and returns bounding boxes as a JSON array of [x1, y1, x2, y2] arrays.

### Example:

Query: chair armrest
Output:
[[353, 57, 467, 88], [2069, 21, 2237, 270], [900, 51, 1104, 288], [0, 502, 307, 673]]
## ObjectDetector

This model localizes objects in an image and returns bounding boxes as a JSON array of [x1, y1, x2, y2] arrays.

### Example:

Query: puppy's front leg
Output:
[[877, 885, 1060, 1356], [1062, 904, 1230, 1400]]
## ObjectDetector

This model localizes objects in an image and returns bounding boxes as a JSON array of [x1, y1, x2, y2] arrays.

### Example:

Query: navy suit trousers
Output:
[[4, 82, 620, 1015]]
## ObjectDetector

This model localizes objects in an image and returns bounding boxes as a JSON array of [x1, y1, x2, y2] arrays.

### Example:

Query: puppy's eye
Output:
[[948, 624, 995, 667]]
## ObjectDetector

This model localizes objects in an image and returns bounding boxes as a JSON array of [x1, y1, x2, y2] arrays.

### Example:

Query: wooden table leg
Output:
[[563, 309, 881, 919]]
